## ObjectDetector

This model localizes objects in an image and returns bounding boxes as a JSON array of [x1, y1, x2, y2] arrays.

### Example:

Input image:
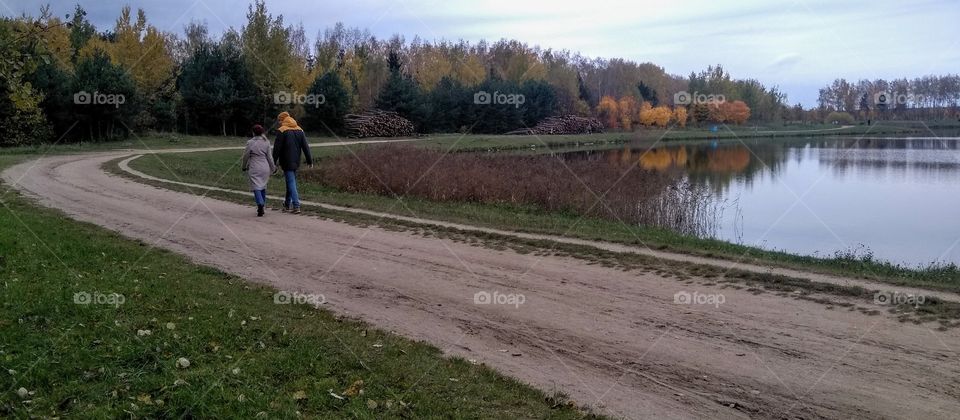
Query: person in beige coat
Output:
[[241, 125, 277, 217]]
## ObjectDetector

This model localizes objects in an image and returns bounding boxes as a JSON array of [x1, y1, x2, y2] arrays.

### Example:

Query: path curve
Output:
[[117, 148, 960, 304], [4, 148, 960, 419]]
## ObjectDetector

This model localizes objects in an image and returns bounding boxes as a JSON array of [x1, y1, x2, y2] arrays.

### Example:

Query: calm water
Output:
[[561, 137, 960, 267]]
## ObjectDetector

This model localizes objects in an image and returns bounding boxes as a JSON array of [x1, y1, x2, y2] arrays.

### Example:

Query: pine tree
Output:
[[304, 72, 352, 135]]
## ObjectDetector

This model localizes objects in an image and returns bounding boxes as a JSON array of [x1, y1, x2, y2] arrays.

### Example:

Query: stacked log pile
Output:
[[345, 110, 416, 138], [506, 115, 604, 135]]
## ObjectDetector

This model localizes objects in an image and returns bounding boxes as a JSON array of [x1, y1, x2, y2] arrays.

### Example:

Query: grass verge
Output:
[[0, 154, 597, 418]]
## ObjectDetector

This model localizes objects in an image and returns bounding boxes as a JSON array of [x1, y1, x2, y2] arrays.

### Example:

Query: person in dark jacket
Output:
[[272, 112, 312, 214]]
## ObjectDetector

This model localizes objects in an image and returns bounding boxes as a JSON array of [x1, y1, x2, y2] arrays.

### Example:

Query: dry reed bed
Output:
[[305, 145, 719, 236]]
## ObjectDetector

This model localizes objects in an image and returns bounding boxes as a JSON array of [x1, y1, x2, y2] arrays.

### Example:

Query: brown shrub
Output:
[[306, 145, 719, 236]]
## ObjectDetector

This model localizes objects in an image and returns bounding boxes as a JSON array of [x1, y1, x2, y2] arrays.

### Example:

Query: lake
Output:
[[560, 137, 960, 267]]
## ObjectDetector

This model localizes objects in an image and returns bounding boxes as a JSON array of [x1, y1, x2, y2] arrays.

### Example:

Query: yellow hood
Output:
[[277, 112, 303, 132]]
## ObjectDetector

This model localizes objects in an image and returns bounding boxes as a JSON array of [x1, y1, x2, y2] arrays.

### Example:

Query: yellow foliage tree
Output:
[[651, 105, 672, 128], [638, 101, 655, 126], [109, 7, 175, 96], [673, 107, 688, 128], [38, 7, 73, 71]]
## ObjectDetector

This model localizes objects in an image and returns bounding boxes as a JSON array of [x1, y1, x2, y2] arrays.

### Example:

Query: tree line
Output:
[[816, 75, 960, 122], [1, 2, 819, 146]]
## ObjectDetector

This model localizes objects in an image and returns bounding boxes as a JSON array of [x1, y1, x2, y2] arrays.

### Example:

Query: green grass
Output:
[[0, 154, 596, 418], [122, 142, 960, 293]]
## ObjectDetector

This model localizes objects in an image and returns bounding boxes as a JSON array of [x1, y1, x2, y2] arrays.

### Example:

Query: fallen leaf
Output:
[[343, 379, 364, 397]]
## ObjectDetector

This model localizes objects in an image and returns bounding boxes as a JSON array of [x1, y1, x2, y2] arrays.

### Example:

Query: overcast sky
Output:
[[6, 0, 958, 106]]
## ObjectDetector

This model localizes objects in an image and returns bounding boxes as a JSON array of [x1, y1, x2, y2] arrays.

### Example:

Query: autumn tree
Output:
[[597, 95, 619, 129], [724, 100, 751, 124], [0, 17, 53, 145], [617, 96, 638, 130], [638, 101, 655, 127], [650, 105, 672, 128], [241, 0, 294, 116], [109, 6, 176, 130], [673, 106, 688, 128]]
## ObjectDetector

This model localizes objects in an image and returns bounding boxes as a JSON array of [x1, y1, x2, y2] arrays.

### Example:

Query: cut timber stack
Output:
[[506, 115, 604, 135], [345, 110, 416, 138]]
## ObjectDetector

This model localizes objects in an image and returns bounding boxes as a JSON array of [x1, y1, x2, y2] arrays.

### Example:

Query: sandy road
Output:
[[4, 150, 960, 419]]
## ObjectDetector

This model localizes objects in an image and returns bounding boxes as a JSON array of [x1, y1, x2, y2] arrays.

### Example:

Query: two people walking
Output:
[[241, 112, 313, 216]]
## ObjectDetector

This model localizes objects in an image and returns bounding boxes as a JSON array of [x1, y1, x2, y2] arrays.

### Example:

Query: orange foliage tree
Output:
[[724, 100, 751, 124], [617, 96, 638, 130], [709, 100, 751, 124], [598, 96, 620, 129]]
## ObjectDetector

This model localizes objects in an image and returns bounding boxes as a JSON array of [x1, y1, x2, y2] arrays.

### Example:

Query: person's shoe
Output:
[[293, 207, 302, 215], [281, 206, 290, 213], [257, 205, 265, 217]]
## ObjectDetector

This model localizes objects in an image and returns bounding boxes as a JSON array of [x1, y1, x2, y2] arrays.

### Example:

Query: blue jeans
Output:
[[252, 189, 267, 206], [284, 170, 300, 208]]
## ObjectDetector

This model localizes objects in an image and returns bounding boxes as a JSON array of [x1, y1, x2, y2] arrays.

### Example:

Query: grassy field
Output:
[[121, 139, 960, 293], [0, 153, 597, 418]]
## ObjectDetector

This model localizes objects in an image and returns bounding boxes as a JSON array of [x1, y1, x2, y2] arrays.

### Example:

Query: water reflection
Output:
[[564, 138, 960, 193], [558, 137, 960, 266]]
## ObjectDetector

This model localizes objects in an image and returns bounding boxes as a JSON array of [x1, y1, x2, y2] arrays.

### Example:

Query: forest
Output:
[[1, 1, 957, 146]]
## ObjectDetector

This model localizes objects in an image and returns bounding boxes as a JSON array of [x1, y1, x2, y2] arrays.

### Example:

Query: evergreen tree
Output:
[[178, 43, 257, 135], [637, 81, 659, 106], [303, 71, 352, 135], [71, 49, 138, 140], [425, 76, 471, 132], [519, 79, 558, 126], [470, 75, 524, 134], [375, 50, 428, 128], [68, 5, 96, 62]]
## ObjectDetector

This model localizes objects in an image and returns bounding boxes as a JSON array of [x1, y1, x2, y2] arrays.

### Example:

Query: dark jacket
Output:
[[272, 129, 312, 171]]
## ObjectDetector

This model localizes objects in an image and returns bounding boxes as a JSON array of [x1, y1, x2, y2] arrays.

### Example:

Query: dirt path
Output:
[[5, 152, 960, 419], [117, 150, 960, 304]]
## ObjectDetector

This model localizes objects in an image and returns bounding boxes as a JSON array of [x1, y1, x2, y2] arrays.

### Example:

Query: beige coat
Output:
[[241, 136, 276, 190]]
